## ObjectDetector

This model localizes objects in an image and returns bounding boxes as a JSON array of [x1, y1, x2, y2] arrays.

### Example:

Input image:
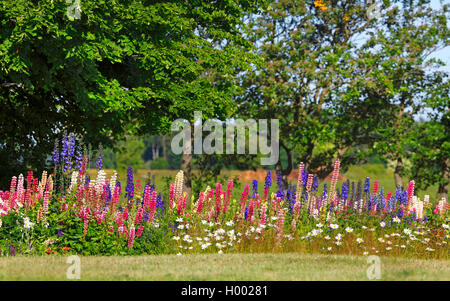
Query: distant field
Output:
[[1, 253, 448, 281], [88, 163, 438, 201]]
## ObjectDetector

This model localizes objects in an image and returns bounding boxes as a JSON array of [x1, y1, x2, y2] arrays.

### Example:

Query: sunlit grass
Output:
[[0, 253, 448, 281]]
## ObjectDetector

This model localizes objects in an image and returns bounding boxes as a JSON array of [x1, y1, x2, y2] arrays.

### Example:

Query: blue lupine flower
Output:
[[244, 207, 249, 220], [96, 154, 103, 170], [104, 185, 112, 207], [265, 171, 272, 188], [364, 177, 370, 194], [252, 180, 258, 198], [75, 148, 83, 172], [52, 139, 59, 165], [126, 165, 134, 200], [322, 183, 328, 200], [341, 182, 348, 200], [302, 168, 307, 186], [85, 174, 90, 186], [312, 176, 319, 192]]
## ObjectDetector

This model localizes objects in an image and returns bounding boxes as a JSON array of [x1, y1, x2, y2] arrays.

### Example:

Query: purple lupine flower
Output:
[[104, 185, 112, 207], [244, 207, 249, 220], [156, 193, 166, 216], [265, 171, 272, 188], [364, 177, 370, 194], [96, 154, 103, 170], [341, 182, 348, 200], [302, 168, 308, 186], [85, 174, 90, 186], [57, 229, 64, 237], [52, 139, 59, 165], [322, 183, 328, 200], [252, 180, 258, 198], [312, 176, 319, 192], [75, 148, 83, 172], [276, 170, 282, 187], [126, 165, 134, 200], [61, 133, 69, 172]]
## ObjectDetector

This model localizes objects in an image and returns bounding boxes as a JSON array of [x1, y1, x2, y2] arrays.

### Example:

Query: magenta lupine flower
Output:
[[406, 180, 415, 208], [197, 192, 205, 215], [373, 180, 379, 195], [136, 225, 144, 237], [240, 184, 250, 216], [123, 207, 129, 220], [128, 226, 135, 249], [223, 179, 233, 214], [215, 182, 222, 217], [247, 199, 255, 222], [135, 207, 144, 225], [169, 183, 175, 209], [148, 190, 157, 222], [143, 186, 151, 210]]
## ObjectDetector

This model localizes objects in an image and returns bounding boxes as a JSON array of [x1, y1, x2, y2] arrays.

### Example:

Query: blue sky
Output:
[[430, 0, 450, 73]]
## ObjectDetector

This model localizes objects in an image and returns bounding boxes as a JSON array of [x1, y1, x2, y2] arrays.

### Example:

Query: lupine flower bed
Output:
[[0, 138, 448, 258]]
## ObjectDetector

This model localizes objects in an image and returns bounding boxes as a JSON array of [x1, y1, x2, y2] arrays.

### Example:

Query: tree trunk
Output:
[[394, 157, 403, 189], [162, 136, 167, 159], [437, 158, 449, 201]]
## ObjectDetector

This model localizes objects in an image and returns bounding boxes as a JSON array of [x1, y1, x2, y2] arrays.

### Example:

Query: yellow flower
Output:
[[314, 0, 327, 11]]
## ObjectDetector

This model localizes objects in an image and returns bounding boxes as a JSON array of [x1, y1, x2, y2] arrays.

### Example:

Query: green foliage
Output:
[[150, 157, 169, 170], [0, 0, 266, 186]]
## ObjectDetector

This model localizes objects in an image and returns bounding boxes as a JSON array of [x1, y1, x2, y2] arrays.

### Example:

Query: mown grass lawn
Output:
[[1, 253, 448, 281]]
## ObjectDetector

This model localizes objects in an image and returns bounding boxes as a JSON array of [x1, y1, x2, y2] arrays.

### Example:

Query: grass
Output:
[[1, 253, 448, 281]]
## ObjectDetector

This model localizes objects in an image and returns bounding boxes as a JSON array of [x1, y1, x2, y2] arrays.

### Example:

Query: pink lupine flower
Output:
[[293, 201, 301, 220], [148, 191, 157, 222], [43, 190, 50, 217], [169, 183, 175, 209], [373, 180, 379, 195], [247, 199, 255, 222], [128, 226, 136, 249], [258, 205, 267, 234], [118, 224, 127, 235], [142, 186, 151, 210], [197, 192, 205, 215], [240, 184, 250, 216], [123, 207, 129, 220], [306, 174, 314, 192], [136, 225, 144, 237], [329, 160, 340, 203], [215, 183, 222, 217], [295, 162, 305, 202], [135, 207, 144, 225], [407, 180, 415, 208]]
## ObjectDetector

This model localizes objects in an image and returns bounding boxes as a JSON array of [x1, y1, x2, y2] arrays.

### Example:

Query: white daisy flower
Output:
[[345, 227, 353, 233]]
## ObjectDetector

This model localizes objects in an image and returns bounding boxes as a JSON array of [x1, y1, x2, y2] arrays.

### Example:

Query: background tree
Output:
[[0, 0, 264, 187]]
